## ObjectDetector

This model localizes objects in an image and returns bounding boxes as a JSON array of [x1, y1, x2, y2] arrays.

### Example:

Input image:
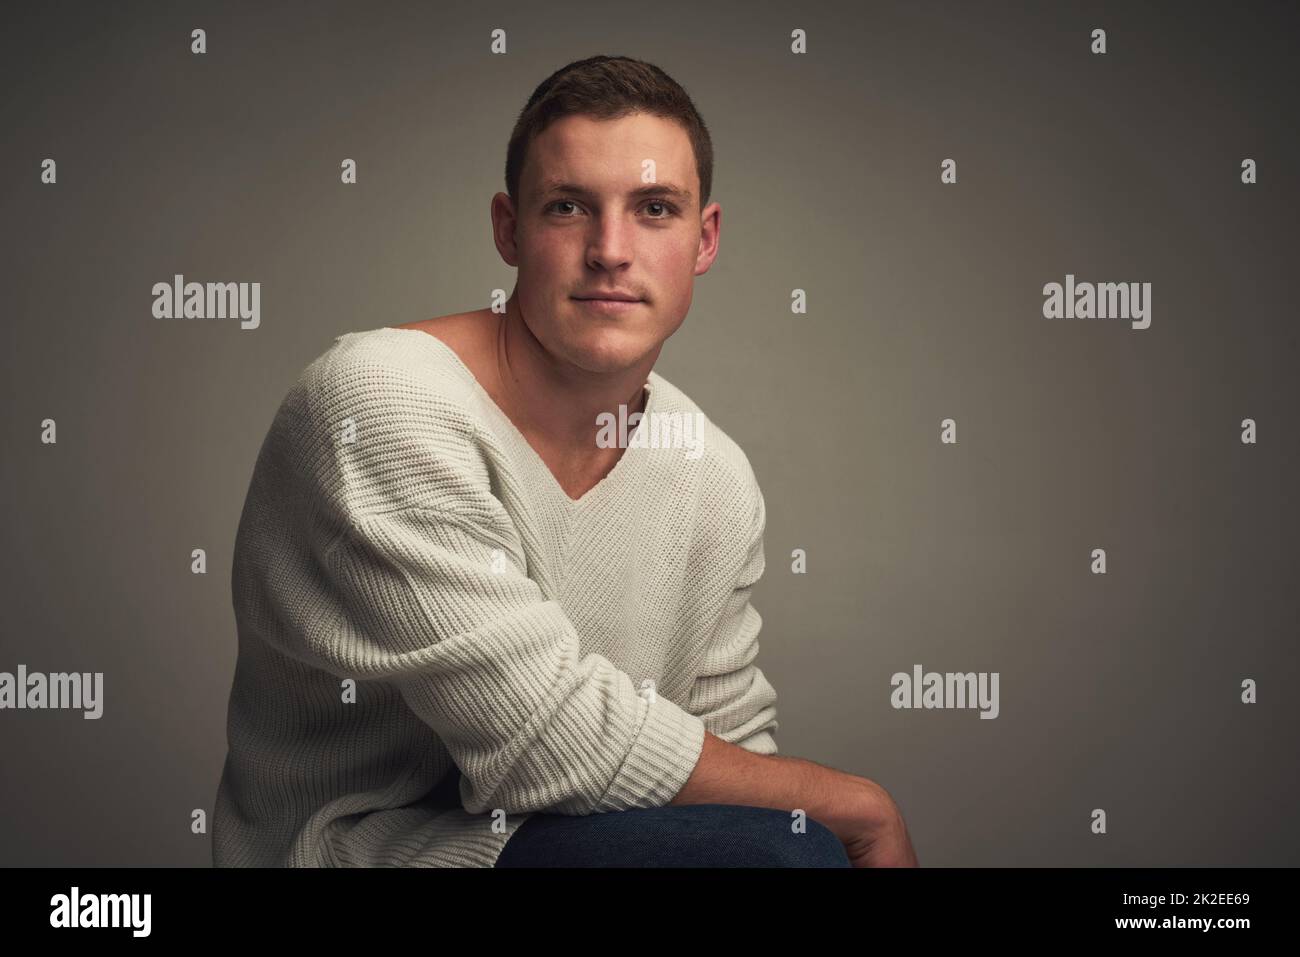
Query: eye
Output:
[[643, 200, 678, 218], [547, 200, 579, 216]]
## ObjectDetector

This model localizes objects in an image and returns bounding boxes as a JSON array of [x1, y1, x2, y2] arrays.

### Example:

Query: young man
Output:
[[213, 55, 917, 868]]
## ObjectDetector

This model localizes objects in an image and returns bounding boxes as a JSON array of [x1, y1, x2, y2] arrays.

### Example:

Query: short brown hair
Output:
[[505, 55, 714, 211]]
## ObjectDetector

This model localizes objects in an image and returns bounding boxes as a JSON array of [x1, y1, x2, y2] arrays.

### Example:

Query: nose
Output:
[[585, 212, 633, 273]]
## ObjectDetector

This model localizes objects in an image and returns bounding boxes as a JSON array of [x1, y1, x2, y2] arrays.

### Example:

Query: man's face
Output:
[[493, 111, 720, 376]]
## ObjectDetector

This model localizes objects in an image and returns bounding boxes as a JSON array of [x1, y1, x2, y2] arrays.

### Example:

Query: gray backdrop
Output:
[[2, 0, 1296, 866]]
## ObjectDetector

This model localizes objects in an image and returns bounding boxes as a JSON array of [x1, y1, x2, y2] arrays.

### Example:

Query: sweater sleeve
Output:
[[684, 482, 779, 755], [310, 504, 707, 817]]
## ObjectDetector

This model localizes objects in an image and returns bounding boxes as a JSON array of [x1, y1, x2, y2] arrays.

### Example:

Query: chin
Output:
[[562, 325, 651, 373], [573, 345, 643, 375]]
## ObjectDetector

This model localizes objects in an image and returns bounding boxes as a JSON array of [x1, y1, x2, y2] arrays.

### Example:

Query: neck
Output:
[[491, 295, 655, 453]]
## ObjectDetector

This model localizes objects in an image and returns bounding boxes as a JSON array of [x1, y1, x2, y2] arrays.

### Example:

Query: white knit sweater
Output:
[[212, 326, 778, 867]]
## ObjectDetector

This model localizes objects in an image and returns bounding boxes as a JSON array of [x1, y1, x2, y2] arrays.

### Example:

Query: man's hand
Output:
[[814, 775, 919, 867], [842, 789, 919, 867]]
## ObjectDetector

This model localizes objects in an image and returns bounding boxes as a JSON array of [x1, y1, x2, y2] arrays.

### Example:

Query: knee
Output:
[[730, 810, 851, 867], [775, 817, 851, 867]]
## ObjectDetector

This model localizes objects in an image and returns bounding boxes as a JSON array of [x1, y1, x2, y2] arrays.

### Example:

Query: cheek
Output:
[[518, 223, 563, 261], [517, 238, 569, 295], [645, 238, 692, 278], [655, 243, 698, 296], [527, 239, 561, 271]]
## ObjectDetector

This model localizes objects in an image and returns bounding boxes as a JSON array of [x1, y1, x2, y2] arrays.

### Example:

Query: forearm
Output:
[[668, 731, 894, 845]]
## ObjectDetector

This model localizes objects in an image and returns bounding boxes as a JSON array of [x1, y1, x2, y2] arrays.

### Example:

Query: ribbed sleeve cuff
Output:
[[739, 730, 778, 756], [594, 694, 706, 813]]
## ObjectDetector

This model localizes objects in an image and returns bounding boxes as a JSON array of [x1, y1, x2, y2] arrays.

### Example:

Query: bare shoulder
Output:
[[390, 310, 498, 377]]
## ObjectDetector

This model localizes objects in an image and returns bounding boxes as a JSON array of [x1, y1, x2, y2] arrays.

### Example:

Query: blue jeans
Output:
[[493, 803, 852, 867]]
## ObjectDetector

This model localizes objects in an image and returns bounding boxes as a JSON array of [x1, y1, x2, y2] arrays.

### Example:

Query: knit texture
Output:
[[212, 325, 778, 867]]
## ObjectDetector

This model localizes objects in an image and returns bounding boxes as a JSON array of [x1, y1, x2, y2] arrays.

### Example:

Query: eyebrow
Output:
[[539, 179, 694, 206]]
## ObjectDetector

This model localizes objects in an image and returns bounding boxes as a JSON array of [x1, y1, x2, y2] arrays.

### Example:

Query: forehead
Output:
[[523, 112, 696, 193]]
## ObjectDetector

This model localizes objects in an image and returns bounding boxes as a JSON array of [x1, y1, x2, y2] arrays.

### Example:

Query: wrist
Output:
[[842, 776, 899, 832], [803, 766, 897, 844]]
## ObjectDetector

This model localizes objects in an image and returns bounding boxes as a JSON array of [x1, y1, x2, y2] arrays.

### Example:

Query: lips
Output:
[[572, 293, 642, 302]]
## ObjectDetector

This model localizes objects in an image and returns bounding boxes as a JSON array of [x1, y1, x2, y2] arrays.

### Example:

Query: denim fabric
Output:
[[494, 803, 852, 867]]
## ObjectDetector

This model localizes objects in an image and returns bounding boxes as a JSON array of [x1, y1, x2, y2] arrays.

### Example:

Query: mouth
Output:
[[572, 295, 643, 303], [572, 296, 643, 312]]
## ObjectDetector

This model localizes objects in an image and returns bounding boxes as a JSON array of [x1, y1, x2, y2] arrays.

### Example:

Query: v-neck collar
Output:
[[384, 326, 653, 513]]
